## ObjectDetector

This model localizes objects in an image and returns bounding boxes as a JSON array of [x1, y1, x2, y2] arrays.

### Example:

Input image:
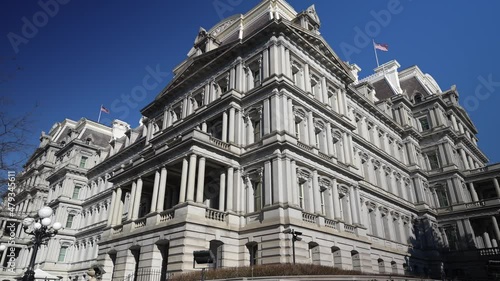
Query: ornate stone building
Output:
[[1, 0, 499, 280]]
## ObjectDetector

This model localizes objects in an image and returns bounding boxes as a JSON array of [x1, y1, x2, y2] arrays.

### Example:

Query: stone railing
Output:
[[159, 209, 175, 222], [134, 218, 146, 229], [344, 224, 356, 234], [325, 218, 338, 230], [480, 247, 500, 256], [318, 151, 331, 161], [297, 142, 313, 152], [210, 137, 230, 150], [302, 211, 317, 224], [206, 208, 226, 222]]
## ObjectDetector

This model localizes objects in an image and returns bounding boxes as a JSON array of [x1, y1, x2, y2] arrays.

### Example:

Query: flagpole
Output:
[[373, 39, 380, 67], [98, 105, 102, 123]]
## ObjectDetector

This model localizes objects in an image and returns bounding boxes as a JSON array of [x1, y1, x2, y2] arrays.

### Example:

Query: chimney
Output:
[[112, 120, 130, 140]]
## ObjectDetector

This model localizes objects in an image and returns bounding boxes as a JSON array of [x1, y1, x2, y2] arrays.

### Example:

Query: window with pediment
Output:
[[294, 107, 307, 143], [246, 55, 262, 90], [245, 106, 263, 144], [291, 61, 303, 89], [191, 89, 204, 112], [310, 74, 320, 98]]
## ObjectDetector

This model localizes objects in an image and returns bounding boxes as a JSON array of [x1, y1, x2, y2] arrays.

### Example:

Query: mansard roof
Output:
[[142, 0, 353, 118]]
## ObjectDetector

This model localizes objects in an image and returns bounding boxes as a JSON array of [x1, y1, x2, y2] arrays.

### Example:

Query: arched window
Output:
[[308, 242, 320, 264], [351, 250, 361, 271], [378, 258, 385, 273], [209, 240, 224, 268], [246, 242, 258, 266], [391, 261, 398, 274], [331, 246, 342, 268]]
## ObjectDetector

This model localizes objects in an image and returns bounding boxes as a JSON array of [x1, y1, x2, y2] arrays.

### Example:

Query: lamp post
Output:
[[13, 206, 62, 281], [283, 228, 302, 264]]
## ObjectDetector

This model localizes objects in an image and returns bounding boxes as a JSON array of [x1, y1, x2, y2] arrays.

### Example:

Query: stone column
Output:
[[312, 170, 321, 214], [219, 171, 226, 211], [349, 187, 359, 225], [291, 160, 298, 206], [263, 98, 271, 135], [326, 186, 334, 219], [492, 216, 500, 242], [270, 94, 282, 132], [113, 187, 123, 225], [282, 94, 289, 133], [226, 167, 234, 212], [308, 112, 315, 147], [493, 178, 500, 198], [196, 158, 206, 203], [285, 158, 293, 204], [264, 161, 272, 206], [157, 167, 168, 212], [332, 179, 341, 219], [484, 231, 493, 248], [106, 190, 116, 225], [228, 107, 235, 143], [263, 48, 269, 79], [304, 64, 311, 93], [150, 170, 160, 213], [450, 114, 459, 131], [468, 182, 479, 202], [127, 181, 137, 220], [222, 111, 228, 142], [132, 178, 143, 220], [186, 154, 197, 202], [272, 158, 284, 204], [179, 158, 189, 203]]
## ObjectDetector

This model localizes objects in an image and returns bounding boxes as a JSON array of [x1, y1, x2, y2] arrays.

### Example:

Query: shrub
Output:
[[169, 263, 363, 281]]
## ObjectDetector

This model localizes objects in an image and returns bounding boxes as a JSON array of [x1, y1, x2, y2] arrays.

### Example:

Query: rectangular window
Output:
[[436, 187, 450, 207], [66, 214, 75, 228], [253, 120, 261, 142], [320, 191, 325, 215], [79, 156, 88, 168], [315, 132, 320, 148], [427, 152, 441, 170], [419, 117, 430, 131], [58, 246, 68, 262], [249, 244, 258, 265], [254, 182, 262, 212], [295, 122, 301, 140], [72, 186, 81, 199], [298, 183, 305, 209]]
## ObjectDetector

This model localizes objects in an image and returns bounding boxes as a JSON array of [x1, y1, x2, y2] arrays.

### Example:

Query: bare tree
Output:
[[0, 97, 37, 196]]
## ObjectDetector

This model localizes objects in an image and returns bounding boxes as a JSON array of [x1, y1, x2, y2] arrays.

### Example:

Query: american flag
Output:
[[100, 105, 110, 114], [374, 42, 389, 52]]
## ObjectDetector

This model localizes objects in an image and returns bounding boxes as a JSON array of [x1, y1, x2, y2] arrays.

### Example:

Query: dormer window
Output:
[[215, 75, 229, 97], [414, 93, 423, 104]]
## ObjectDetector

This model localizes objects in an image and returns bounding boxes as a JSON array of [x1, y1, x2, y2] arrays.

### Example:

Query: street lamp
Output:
[[21, 206, 62, 281], [283, 228, 302, 264]]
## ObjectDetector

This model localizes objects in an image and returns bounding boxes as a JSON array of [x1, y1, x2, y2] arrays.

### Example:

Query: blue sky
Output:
[[1, 0, 499, 163]]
